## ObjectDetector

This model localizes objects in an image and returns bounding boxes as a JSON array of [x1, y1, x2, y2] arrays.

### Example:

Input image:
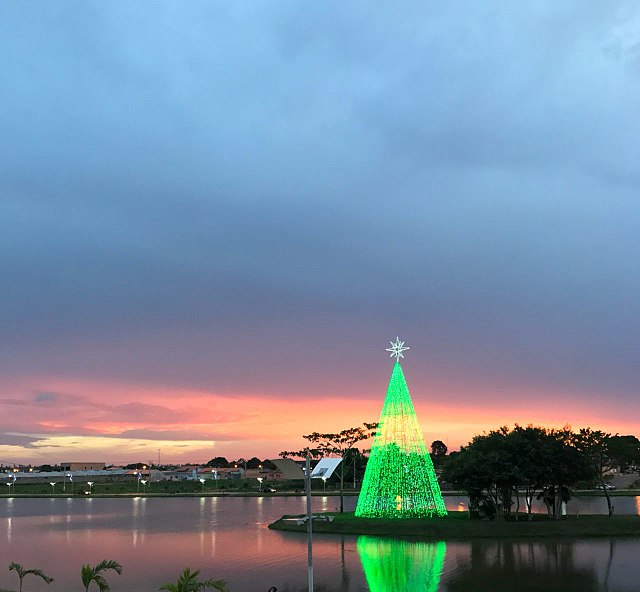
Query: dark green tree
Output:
[[431, 440, 448, 457], [205, 457, 230, 468], [281, 422, 378, 513], [571, 428, 614, 517]]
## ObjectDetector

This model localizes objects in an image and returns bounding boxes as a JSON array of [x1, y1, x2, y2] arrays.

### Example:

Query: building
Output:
[[60, 462, 106, 472]]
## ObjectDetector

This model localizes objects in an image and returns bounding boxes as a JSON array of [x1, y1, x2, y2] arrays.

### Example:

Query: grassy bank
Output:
[[268, 511, 640, 539]]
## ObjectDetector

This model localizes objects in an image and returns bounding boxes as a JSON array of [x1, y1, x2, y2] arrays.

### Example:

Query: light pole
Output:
[[322, 477, 327, 493], [141, 480, 147, 493], [87, 481, 94, 495], [199, 478, 205, 494], [67, 473, 73, 494], [50, 482, 56, 495], [6, 482, 11, 495], [136, 471, 142, 493], [212, 470, 218, 489], [257, 477, 263, 492]]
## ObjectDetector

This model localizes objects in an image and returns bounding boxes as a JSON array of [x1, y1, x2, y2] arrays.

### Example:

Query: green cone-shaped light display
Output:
[[355, 361, 447, 518]]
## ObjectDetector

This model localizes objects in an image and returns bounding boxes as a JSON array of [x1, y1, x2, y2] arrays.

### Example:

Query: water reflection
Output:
[[445, 540, 600, 592], [357, 536, 446, 592], [1, 498, 639, 592]]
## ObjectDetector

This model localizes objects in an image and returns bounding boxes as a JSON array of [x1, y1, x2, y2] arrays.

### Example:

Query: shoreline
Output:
[[268, 511, 640, 540], [1, 489, 640, 499]]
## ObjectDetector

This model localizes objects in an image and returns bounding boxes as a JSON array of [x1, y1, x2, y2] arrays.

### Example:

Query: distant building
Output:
[[60, 462, 106, 472]]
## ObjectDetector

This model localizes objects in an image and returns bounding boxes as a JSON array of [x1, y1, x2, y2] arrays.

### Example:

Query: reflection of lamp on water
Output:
[[357, 536, 446, 592]]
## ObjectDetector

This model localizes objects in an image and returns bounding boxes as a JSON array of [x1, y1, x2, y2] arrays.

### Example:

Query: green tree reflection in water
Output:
[[446, 540, 600, 592], [357, 536, 446, 592]]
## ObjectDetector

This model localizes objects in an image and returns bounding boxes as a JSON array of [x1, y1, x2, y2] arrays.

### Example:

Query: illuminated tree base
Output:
[[357, 536, 446, 592], [355, 362, 447, 518]]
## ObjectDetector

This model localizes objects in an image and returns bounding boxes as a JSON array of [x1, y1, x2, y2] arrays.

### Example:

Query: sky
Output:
[[1, 2, 640, 465]]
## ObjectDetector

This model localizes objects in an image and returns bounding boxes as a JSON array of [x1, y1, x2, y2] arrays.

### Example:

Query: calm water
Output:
[[1, 495, 640, 592]]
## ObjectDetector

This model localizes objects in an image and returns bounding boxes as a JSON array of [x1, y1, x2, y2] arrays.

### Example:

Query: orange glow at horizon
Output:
[[1, 375, 640, 464]]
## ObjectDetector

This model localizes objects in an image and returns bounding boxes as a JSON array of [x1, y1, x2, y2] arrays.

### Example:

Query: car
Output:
[[595, 483, 616, 490]]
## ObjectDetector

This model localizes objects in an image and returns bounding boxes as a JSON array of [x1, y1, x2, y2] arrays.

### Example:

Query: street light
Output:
[[67, 473, 73, 494], [199, 478, 205, 494], [257, 477, 263, 492], [87, 482, 94, 495], [135, 471, 142, 493], [50, 482, 56, 495], [322, 477, 327, 493], [212, 470, 218, 489], [6, 482, 11, 495], [140, 480, 147, 493]]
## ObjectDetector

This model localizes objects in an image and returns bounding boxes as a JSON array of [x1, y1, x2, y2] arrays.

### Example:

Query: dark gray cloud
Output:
[[1, 2, 640, 407]]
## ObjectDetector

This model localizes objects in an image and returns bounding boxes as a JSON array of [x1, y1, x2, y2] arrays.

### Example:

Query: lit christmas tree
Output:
[[355, 338, 448, 518]]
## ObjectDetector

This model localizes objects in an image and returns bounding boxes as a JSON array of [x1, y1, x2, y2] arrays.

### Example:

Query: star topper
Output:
[[386, 337, 410, 362]]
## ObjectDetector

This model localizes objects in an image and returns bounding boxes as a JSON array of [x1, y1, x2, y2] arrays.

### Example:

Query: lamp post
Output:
[[6, 482, 12, 495], [141, 480, 147, 493], [136, 471, 142, 493], [50, 482, 56, 495], [257, 477, 263, 492], [87, 482, 94, 495], [212, 470, 218, 489], [322, 477, 327, 493], [199, 478, 205, 494], [67, 473, 73, 494]]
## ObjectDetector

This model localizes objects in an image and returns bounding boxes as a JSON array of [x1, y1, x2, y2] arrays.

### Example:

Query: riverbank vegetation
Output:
[[442, 426, 640, 520]]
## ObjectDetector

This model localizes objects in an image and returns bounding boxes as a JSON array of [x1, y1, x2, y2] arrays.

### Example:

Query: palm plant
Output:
[[80, 560, 122, 592], [7, 562, 54, 592], [159, 567, 228, 592]]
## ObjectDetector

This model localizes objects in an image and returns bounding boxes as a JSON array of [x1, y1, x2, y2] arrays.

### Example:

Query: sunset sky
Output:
[[2, 3, 640, 465]]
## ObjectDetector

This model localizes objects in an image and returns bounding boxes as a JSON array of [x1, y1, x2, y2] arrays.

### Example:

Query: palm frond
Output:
[[94, 560, 123, 576], [201, 579, 228, 592], [22, 569, 54, 584]]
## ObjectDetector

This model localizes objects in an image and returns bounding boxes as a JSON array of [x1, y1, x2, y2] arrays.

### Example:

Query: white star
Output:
[[386, 337, 410, 362]]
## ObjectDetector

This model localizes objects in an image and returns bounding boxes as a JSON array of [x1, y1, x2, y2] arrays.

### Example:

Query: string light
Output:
[[357, 536, 446, 592], [355, 361, 447, 518]]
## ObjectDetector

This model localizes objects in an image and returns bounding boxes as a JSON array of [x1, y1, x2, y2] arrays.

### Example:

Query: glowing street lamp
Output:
[[322, 477, 327, 492], [257, 477, 263, 492], [140, 480, 147, 493], [199, 478, 206, 493], [87, 482, 94, 495], [49, 482, 56, 494], [6, 482, 12, 495], [135, 471, 142, 493], [67, 473, 73, 495]]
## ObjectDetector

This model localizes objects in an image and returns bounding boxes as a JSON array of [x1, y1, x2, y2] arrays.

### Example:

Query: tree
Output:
[[7, 562, 54, 592], [443, 425, 592, 520], [571, 428, 615, 517], [81, 560, 122, 592], [431, 440, 448, 457], [205, 457, 229, 468], [607, 435, 640, 469], [281, 422, 378, 513], [245, 457, 263, 469], [159, 568, 227, 592]]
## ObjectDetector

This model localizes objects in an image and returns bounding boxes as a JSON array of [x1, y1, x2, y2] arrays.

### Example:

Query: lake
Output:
[[1, 495, 640, 592]]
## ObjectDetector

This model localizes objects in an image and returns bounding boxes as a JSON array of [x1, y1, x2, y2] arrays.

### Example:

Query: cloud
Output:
[[1, 2, 640, 461]]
